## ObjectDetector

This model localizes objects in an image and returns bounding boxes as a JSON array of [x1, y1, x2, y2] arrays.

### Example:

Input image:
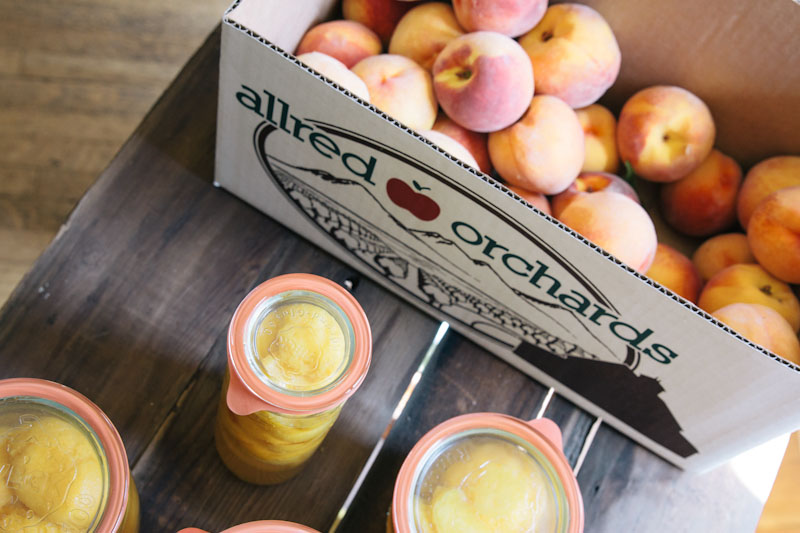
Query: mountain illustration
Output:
[[252, 120, 699, 458], [268, 154, 608, 359]]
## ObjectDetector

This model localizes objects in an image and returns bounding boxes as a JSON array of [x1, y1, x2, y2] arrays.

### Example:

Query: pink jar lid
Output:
[[226, 273, 372, 416], [178, 520, 320, 533], [391, 413, 584, 533], [0, 378, 131, 533]]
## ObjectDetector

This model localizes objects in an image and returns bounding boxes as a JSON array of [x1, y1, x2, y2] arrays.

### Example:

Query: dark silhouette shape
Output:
[[515, 341, 698, 458]]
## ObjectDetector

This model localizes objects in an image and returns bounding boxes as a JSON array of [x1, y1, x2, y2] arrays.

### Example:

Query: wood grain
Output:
[[0, 31, 278, 463], [0, 0, 231, 303], [578, 424, 764, 532], [0, 28, 441, 532]]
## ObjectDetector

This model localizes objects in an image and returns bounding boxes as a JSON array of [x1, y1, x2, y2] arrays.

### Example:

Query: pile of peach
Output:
[[293, 0, 800, 365]]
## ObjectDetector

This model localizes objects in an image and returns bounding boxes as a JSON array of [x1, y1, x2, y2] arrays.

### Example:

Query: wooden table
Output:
[[0, 28, 774, 533]]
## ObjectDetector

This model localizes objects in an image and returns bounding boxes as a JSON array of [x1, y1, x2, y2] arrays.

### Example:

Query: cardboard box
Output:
[[215, 0, 800, 470]]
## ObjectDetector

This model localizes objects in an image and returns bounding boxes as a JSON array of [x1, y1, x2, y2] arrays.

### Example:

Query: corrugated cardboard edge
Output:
[[216, 0, 800, 472]]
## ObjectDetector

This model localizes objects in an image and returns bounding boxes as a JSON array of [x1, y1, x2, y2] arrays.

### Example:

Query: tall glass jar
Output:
[[0, 378, 140, 533], [389, 413, 584, 533], [178, 520, 319, 533], [215, 273, 372, 485]]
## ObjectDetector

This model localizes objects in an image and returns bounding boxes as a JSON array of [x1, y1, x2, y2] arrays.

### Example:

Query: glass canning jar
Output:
[[215, 273, 372, 485], [0, 378, 140, 533], [389, 413, 584, 533], [178, 520, 319, 533]]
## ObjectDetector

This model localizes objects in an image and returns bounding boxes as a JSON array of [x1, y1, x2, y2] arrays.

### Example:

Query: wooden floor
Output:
[[0, 1, 797, 530]]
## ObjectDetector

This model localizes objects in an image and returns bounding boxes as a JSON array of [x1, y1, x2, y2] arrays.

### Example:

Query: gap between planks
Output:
[[328, 321, 603, 532]]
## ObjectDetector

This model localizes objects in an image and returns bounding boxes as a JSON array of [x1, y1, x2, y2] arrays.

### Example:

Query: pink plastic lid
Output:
[[177, 520, 320, 533], [226, 273, 372, 416], [0, 378, 131, 533], [391, 413, 584, 533]]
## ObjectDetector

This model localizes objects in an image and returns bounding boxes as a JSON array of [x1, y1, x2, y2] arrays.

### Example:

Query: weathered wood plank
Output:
[[577, 424, 763, 532], [0, 26, 443, 532], [0, 77, 162, 116], [0, 228, 53, 304], [0, 110, 140, 141], [132, 275, 440, 532], [0, 137, 119, 174], [0, 30, 226, 460], [13, 50, 177, 85]]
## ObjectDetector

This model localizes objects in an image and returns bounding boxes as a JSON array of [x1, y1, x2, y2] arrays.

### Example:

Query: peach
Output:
[[712, 303, 800, 365], [645, 243, 703, 304], [737, 156, 800, 229], [352, 54, 437, 130], [388, 3, 465, 71], [550, 171, 638, 219], [518, 4, 620, 109], [659, 149, 742, 237], [452, 0, 547, 38], [506, 185, 551, 216], [342, 0, 414, 46], [558, 191, 658, 273], [575, 104, 619, 173], [295, 20, 381, 69], [488, 95, 584, 195], [432, 31, 533, 133], [748, 186, 800, 284], [697, 263, 800, 332], [296, 52, 371, 102], [431, 113, 491, 174], [417, 129, 479, 169], [617, 86, 715, 183], [691, 233, 756, 282]]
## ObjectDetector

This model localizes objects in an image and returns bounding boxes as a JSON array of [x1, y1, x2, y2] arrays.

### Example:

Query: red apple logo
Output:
[[386, 178, 441, 221]]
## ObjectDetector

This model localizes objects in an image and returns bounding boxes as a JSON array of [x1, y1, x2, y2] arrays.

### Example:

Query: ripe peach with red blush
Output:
[[452, 0, 547, 38], [645, 243, 703, 304], [712, 303, 800, 364], [691, 233, 755, 282], [550, 171, 638, 219], [558, 191, 658, 273], [659, 149, 742, 237], [737, 155, 800, 229], [433, 31, 534, 133], [617, 85, 715, 183], [352, 54, 437, 130], [697, 264, 800, 332], [389, 3, 465, 71], [747, 186, 800, 284], [488, 95, 584, 195], [519, 3, 621, 108], [431, 113, 491, 174], [296, 20, 381, 68]]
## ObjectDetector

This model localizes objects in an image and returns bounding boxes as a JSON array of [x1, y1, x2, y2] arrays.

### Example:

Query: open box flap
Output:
[[217, 0, 800, 471]]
